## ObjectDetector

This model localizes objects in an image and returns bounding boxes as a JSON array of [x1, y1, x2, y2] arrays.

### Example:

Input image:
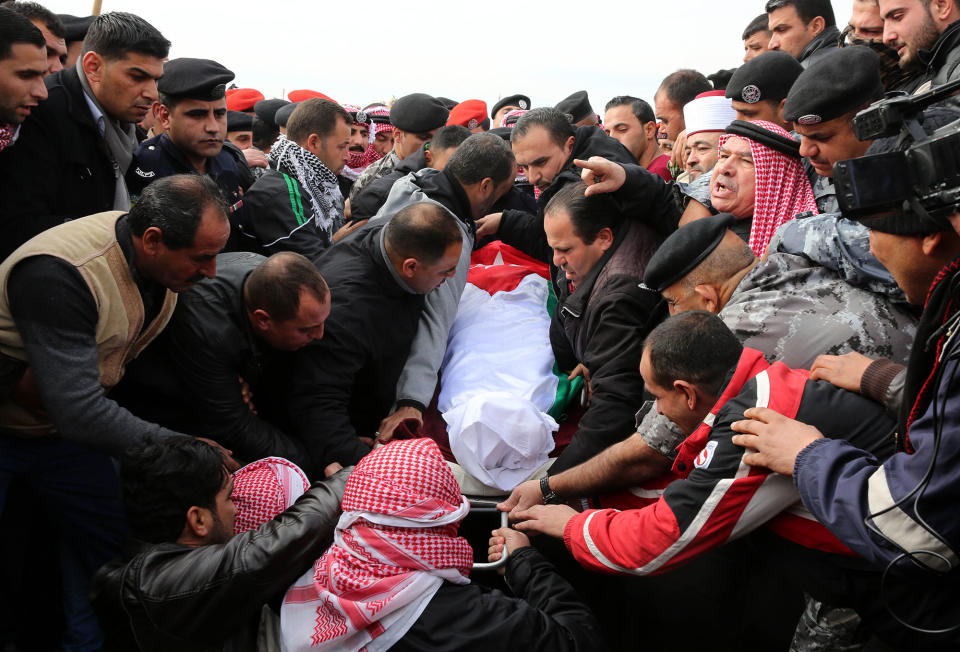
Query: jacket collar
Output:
[[919, 19, 960, 70], [799, 25, 841, 62]]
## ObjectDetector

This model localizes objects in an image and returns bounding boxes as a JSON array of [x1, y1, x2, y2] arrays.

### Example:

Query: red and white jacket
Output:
[[563, 347, 896, 576]]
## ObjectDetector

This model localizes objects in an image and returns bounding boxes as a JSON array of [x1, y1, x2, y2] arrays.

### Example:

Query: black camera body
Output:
[[834, 78, 960, 223]]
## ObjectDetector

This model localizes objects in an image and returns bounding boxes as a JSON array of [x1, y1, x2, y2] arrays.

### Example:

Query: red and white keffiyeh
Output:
[[281, 438, 472, 652], [0, 124, 17, 153], [231, 457, 310, 534], [342, 104, 392, 179], [718, 120, 818, 255]]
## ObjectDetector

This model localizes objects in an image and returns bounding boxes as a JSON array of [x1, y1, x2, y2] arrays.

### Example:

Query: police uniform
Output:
[[127, 58, 246, 243]]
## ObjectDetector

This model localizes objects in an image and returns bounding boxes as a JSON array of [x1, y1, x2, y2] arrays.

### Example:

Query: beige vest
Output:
[[0, 211, 177, 435]]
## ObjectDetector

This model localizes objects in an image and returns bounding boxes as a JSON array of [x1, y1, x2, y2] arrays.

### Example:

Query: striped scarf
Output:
[[268, 134, 344, 236]]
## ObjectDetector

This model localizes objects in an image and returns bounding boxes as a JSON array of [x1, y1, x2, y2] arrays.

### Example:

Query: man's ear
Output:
[[693, 284, 721, 313], [776, 98, 788, 123], [140, 226, 164, 254], [400, 258, 418, 279], [674, 379, 699, 410], [249, 308, 272, 331], [156, 103, 173, 131], [424, 148, 434, 167], [81, 51, 104, 85], [596, 226, 615, 252], [564, 135, 576, 156], [184, 505, 211, 539], [644, 121, 659, 142], [479, 177, 494, 197], [921, 231, 944, 256], [808, 15, 825, 37]]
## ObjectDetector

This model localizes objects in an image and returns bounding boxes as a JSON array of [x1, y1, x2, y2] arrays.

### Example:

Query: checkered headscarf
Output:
[[231, 457, 310, 534], [281, 438, 472, 652], [342, 104, 392, 179], [718, 120, 817, 255]]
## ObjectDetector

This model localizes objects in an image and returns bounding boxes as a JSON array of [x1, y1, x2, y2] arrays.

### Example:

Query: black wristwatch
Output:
[[540, 475, 560, 504]]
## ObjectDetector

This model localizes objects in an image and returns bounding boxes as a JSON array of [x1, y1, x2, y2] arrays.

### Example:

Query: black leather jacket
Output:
[[91, 470, 349, 652]]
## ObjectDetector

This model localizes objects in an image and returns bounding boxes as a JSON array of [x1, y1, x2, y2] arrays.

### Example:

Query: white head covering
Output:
[[683, 90, 737, 138]]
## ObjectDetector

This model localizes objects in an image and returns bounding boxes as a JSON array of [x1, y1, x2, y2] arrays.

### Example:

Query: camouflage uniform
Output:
[[769, 213, 907, 302], [790, 594, 863, 652], [804, 169, 839, 214], [348, 150, 400, 201], [640, 251, 918, 458]]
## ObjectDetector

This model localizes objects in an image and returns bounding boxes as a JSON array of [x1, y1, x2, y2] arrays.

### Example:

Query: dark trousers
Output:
[[0, 436, 126, 652]]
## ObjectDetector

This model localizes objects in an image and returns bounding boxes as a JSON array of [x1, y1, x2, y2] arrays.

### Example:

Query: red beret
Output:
[[287, 89, 337, 104], [446, 99, 489, 130], [225, 88, 264, 112]]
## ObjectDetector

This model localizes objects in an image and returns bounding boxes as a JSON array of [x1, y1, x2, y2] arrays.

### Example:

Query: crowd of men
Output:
[[2, 0, 960, 650]]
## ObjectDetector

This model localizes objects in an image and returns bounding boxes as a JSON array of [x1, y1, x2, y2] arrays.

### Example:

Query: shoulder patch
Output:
[[694, 440, 719, 470]]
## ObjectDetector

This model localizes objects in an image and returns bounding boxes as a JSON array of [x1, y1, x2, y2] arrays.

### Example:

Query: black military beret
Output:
[[390, 93, 449, 132], [555, 90, 593, 123], [275, 102, 299, 128], [253, 99, 289, 128], [227, 111, 253, 132], [783, 46, 884, 126], [58, 14, 95, 42], [725, 120, 801, 157], [491, 93, 531, 118], [435, 96, 459, 111], [489, 126, 512, 142], [725, 51, 804, 105], [158, 58, 235, 102], [643, 214, 739, 292]]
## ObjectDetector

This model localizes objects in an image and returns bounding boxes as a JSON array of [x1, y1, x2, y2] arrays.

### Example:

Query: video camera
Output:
[[833, 78, 960, 226]]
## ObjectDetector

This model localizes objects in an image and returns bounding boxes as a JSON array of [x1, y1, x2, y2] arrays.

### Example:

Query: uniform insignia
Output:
[[694, 440, 718, 470], [564, 113, 574, 123], [468, 118, 479, 129], [135, 167, 155, 178], [519, 100, 528, 109], [741, 84, 762, 104], [797, 114, 822, 125], [356, 111, 368, 124]]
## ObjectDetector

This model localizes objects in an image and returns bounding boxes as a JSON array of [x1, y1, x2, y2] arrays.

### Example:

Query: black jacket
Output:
[[91, 471, 349, 652], [922, 19, 960, 89], [235, 165, 337, 264], [349, 149, 428, 221], [548, 219, 666, 472], [394, 547, 607, 651], [797, 25, 840, 68], [112, 252, 310, 471], [288, 223, 426, 469], [0, 66, 118, 260], [498, 126, 675, 268]]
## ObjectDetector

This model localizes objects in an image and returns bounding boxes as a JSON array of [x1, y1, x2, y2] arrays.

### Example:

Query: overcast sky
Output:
[[41, 0, 858, 115]]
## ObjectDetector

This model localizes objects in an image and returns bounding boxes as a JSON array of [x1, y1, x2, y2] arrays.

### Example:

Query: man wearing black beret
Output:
[[491, 93, 530, 127], [349, 93, 448, 200], [783, 46, 884, 213], [724, 50, 803, 130], [226, 111, 254, 150], [128, 58, 251, 248], [555, 90, 597, 127], [57, 13, 94, 67]]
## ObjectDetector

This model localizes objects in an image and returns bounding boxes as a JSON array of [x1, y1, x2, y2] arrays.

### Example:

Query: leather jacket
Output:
[[91, 470, 350, 652]]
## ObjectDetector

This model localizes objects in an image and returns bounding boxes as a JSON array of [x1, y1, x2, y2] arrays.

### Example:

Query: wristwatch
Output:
[[540, 475, 560, 504]]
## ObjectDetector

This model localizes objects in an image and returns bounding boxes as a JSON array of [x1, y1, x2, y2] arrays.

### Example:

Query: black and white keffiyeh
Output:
[[268, 134, 344, 235]]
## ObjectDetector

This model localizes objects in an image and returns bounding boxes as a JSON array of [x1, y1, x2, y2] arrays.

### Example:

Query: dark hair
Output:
[[120, 435, 227, 544], [244, 252, 329, 322], [657, 70, 712, 106], [743, 13, 772, 40], [252, 116, 279, 151], [445, 132, 515, 185], [544, 180, 624, 244], [82, 11, 169, 61], [512, 107, 576, 148], [604, 95, 656, 124], [431, 125, 471, 151], [1, 1, 64, 38], [765, 0, 836, 27], [385, 202, 462, 266], [287, 98, 351, 144], [128, 175, 227, 250], [644, 311, 743, 397], [0, 5, 44, 59]]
